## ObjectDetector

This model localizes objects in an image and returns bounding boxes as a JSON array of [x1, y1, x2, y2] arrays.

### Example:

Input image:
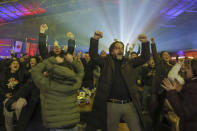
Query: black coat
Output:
[[81, 58, 96, 89], [86, 38, 150, 130], [151, 44, 173, 97], [67, 39, 75, 54], [150, 43, 174, 130], [5, 79, 47, 131]]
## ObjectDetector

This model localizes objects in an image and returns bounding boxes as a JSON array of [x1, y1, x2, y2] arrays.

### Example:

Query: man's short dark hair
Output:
[[160, 51, 168, 58], [130, 52, 137, 56]]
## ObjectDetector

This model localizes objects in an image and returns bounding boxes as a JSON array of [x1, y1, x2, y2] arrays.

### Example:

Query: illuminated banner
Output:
[[0, 39, 14, 56], [29, 43, 37, 56]]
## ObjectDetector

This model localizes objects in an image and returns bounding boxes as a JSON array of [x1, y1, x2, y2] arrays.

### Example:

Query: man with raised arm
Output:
[[86, 32, 150, 131]]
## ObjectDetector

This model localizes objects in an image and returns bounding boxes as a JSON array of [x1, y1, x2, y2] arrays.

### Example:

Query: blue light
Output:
[[2, 4, 24, 16], [0, 2, 46, 23], [160, 0, 197, 18], [177, 50, 184, 56], [166, 8, 178, 16], [13, 3, 32, 15], [0, 12, 13, 20], [173, 9, 184, 17], [0, 6, 19, 19]]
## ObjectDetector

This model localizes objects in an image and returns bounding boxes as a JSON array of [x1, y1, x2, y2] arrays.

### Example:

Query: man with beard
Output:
[[86, 33, 150, 131]]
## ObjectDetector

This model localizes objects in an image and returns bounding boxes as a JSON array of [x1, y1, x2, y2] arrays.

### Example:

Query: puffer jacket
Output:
[[31, 57, 84, 128]]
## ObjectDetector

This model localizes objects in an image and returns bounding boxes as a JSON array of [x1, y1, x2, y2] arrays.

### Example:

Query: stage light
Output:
[[1, 0, 197, 53], [48, 0, 197, 52]]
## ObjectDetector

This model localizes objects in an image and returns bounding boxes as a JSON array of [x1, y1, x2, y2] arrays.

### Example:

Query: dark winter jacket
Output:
[[67, 39, 75, 54], [151, 44, 173, 98], [150, 43, 174, 130], [31, 57, 84, 128], [81, 58, 96, 89]]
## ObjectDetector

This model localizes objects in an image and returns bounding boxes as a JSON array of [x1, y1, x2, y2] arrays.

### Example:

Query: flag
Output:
[[14, 41, 23, 53], [26, 42, 30, 55], [30, 43, 37, 56]]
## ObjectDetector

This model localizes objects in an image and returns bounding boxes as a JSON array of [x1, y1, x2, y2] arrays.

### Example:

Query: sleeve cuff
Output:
[[167, 90, 178, 99]]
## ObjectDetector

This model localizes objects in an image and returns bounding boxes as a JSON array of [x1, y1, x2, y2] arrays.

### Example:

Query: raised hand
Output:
[[43, 72, 48, 77], [40, 24, 48, 33], [131, 43, 136, 49], [11, 102, 17, 110], [77, 52, 82, 59], [16, 98, 27, 110], [138, 34, 148, 43], [62, 45, 68, 51], [56, 56, 64, 63], [94, 31, 103, 40], [161, 78, 176, 91], [114, 38, 118, 42], [173, 79, 183, 92], [66, 32, 74, 40], [150, 37, 155, 44], [5, 93, 12, 98], [178, 58, 185, 65], [64, 53, 73, 63]]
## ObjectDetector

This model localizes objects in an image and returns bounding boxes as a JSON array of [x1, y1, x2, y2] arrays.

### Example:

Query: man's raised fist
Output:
[[94, 31, 103, 40], [138, 34, 148, 43], [40, 24, 48, 33]]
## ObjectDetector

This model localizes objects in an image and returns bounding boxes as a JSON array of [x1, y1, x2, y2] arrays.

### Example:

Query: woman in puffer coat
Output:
[[31, 54, 84, 131]]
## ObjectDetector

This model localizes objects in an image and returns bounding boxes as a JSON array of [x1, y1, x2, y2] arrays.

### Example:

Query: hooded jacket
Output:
[[31, 57, 84, 128]]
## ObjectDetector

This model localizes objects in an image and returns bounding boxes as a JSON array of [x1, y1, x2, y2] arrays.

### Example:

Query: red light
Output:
[[24, 12, 34, 16], [36, 8, 46, 14], [32, 11, 38, 14], [28, 38, 36, 41]]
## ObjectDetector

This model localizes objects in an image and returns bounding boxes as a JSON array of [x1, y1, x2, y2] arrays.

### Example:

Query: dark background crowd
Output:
[[0, 25, 197, 131]]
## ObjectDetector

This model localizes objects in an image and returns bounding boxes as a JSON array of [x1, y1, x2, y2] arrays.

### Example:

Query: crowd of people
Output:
[[0, 24, 197, 131]]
